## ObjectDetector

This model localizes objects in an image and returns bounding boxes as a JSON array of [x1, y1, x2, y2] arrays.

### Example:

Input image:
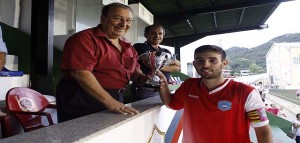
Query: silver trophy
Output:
[[138, 51, 176, 87]]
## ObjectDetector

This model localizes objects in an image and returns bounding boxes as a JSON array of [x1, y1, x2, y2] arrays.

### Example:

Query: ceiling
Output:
[[128, 0, 291, 48]]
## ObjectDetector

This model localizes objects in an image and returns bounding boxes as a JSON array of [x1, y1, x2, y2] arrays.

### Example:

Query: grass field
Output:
[[270, 89, 298, 97], [268, 89, 300, 136], [269, 89, 300, 105]]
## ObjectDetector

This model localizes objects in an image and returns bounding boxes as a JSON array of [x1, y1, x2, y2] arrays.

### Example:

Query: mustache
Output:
[[200, 68, 211, 71]]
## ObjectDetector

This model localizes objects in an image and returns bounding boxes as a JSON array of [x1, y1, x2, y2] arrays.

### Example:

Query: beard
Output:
[[198, 66, 223, 79]]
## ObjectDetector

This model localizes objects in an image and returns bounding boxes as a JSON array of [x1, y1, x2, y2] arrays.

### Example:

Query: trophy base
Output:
[[144, 76, 161, 88], [142, 84, 160, 89]]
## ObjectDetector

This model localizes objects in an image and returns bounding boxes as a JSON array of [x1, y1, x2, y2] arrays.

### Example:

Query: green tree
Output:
[[249, 63, 264, 74], [235, 58, 254, 68], [229, 58, 255, 72]]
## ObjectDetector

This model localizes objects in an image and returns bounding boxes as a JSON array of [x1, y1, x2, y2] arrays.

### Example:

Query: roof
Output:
[[265, 42, 300, 57], [128, 0, 292, 47]]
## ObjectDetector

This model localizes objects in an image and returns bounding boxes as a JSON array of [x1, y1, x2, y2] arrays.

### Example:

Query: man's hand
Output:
[[71, 70, 139, 115], [156, 71, 168, 89], [161, 59, 181, 72], [138, 73, 154, 85], [104, 98, 139, 115], [156, 70, 172, 106], [0, 52, 6, 71]]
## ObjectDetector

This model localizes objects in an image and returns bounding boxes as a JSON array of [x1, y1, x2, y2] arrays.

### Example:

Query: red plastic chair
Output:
[[5, 87, 56, 132]]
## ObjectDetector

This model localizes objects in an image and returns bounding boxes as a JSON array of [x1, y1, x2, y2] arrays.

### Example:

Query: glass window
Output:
[[293, 55, 300, 64]]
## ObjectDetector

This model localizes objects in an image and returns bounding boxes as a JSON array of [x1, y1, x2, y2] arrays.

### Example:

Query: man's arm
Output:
[[131, 69, 149, 84], [254, 125, 272, 143], [132, 68, 157, 85], [157, 71, 172, 106], [71, 70, 139, 115], [293, 123, 300, 129], [0, 52, 5, 71], [161, 60, 181, 72]]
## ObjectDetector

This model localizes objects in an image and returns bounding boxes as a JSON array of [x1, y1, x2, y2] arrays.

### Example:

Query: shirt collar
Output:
[[200, 78, 231, 94], [145, 41, 161, 52]]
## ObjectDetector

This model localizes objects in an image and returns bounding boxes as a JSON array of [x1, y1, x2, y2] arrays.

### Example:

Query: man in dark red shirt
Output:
[[56, 3, 147, 122]]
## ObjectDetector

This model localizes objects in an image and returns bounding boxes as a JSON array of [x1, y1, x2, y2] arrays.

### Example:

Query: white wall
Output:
[[266, 43, 300, 88], [124, 18, 147, 44], [83, 106, 178, 143], [0, 0, 31, 34], [0, 0, 18, 27], [19, 0, 31, 34]]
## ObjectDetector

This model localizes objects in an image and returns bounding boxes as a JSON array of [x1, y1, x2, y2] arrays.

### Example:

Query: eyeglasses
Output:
[[107, 15, 135, 24]]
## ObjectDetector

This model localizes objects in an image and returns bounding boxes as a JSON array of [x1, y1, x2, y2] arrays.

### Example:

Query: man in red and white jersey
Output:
[[157, 45, 272, 143]]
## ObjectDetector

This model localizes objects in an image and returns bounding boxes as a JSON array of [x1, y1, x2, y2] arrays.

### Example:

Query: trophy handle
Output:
[[144, 52, 176, 88], [172, 54, 177, 60]]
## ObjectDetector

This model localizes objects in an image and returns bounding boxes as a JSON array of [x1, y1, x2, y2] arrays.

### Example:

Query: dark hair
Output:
[[296, 113, 300, 118], [144, 24, 165, 36], [101, 2, 133, 17], [194, 45, 226, 60]]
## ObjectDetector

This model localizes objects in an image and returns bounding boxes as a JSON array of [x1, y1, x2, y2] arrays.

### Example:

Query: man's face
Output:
[[193, 52, 228, 79], [145, 26, 164, 45], [271, 104, 276, 108], [101, 7, 133, 39]]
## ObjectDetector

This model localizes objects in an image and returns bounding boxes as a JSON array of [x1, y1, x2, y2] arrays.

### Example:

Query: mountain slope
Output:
[[225, 33, 300, 72]]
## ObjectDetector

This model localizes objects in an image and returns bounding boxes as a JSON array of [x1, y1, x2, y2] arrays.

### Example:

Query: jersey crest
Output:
[[217, 100, 232, 111]]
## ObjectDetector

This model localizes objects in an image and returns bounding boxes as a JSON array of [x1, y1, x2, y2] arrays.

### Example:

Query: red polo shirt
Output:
[[169, 78, 268, 143], [60, 25, 140, 89]]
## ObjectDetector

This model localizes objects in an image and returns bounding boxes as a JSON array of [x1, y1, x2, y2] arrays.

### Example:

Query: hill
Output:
[[225, 33, 300, 73]]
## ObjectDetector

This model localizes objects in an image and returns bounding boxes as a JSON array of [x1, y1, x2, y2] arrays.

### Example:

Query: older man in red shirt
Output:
[[56, 3, 148, 122]]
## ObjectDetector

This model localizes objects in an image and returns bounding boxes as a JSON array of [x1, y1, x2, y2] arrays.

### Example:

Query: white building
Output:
[[265, 42, 300, 89], [240, 69, 250, 76]]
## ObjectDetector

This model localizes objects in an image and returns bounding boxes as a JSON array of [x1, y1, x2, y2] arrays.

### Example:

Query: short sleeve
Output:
[[60, 32, 97, 71], [168, 78, 193, 110], [0, 25, 8, 54], [292, 119, 299, 124], [245, 89, 269, 128]]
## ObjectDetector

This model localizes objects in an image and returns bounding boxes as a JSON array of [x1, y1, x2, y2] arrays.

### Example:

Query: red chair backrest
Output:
[[5, 87, 50, 131], [6, 87, 49, 112]]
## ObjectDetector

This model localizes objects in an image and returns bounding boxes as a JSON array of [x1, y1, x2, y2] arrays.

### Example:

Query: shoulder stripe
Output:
[[209, 79, 231, 94]]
